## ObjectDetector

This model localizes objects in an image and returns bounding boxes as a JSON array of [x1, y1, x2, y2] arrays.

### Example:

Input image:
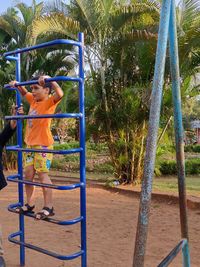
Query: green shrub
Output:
[[92, 162, 114, 173], [87, 142, 108, 153], [54, 141, 79, 150], [159, 160, 177, 175], [184, 145, 200, 153], [51, 158, 66, 170], [159, 158, 200, 175], [185, 159, 200, 174]]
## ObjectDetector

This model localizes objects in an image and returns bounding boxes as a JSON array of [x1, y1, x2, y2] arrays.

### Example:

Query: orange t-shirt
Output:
[[25, 92, 60, 146]]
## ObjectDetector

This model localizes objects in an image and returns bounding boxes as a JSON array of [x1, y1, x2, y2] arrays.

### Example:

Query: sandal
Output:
[[35, 207, 55, 220], [16, 203, 35, 214]]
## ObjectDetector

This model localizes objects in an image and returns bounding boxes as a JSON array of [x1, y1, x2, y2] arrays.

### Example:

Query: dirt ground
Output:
[[0, 178, 199, 267]]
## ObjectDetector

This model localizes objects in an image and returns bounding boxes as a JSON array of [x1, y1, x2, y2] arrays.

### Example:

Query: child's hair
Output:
[[31, 75, 52, 94]]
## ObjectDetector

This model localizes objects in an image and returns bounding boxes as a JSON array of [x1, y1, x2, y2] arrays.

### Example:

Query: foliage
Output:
[[185, 144, 200, 153], [0, 0, 200, 184], [159, 158, 200, 175], [52, 118, 77, 143], [54, 141, 79, 150]]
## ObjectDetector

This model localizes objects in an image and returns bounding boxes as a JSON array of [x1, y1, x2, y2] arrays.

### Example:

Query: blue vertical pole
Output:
[[182, 241, 190, 267], [78, 32, 87, 267], [15, 53, 25, 266], [133, 1, 171, 266], [169, 0, 190, 260]]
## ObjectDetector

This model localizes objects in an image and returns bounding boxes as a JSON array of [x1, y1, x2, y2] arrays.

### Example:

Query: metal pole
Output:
[[78, 32, 87, 267], [15, 53, 25, 266], [133, 1, 171, 266], [168, 0, 189, 241], [182, 240, 190, 267]]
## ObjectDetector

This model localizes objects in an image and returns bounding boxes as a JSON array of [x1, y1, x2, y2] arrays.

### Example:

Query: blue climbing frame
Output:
[[4, 33, 87, 266], [133, 1, 190, 267]]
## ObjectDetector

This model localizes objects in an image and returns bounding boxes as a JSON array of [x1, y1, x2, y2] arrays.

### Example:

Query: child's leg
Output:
[[16, 150, 36, 212], [34, 146, 54, 219], [24, 165, 35, 207], [37, 172, 53, 208]]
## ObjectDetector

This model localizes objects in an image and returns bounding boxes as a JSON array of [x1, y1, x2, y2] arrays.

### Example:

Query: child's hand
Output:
[[38, 75, 51, 87], [16, 104, 24, 116], [10, 104, 24, 129], [9, 80, 18, 88], [9, 80, 27, 96]]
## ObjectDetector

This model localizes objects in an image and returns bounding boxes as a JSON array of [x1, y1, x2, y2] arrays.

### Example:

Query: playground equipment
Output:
[[4, 33, 87, 266], [133, 1, 190, 266]]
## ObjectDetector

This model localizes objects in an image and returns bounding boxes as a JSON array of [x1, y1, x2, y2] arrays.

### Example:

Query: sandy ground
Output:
[[0, 181, 199, 267]]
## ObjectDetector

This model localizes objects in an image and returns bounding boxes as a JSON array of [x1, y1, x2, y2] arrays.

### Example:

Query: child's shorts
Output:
[[24, 145, 53, 173]]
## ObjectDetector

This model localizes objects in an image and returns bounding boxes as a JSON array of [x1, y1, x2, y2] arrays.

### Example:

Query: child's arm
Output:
[[39, 75, 64, 103], [0, 105, 23, 147], [10, 104, 24, 129], [9, 80, 28, 96]]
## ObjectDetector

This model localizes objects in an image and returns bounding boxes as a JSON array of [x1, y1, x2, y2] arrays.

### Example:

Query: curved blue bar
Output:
[[157, 239, 190, 267], [4, 39, 81, 56], [8, 204, 83, 225], [5, 113, 82, 120], [4, 76, 82, 89], [7, 175, 83, 190], [5, 56, 18, 61], [8, 232, 84, 260], [6, 146, 82, 155], [9, 203, 21, 210]]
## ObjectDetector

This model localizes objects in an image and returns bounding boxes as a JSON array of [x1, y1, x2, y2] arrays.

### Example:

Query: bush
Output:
[[54, 141, 79, 150], [159, 160, 177, 175], [185, 159, 200, 174], [159, 158, 200, 175], [87, 142, 108, 153], [51, 158, 66, 170], [184, 145, 200, 153]]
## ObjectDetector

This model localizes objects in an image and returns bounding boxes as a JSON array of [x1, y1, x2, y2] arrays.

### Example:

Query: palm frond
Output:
[[30, 13, 80, 42], [0, 17, 15, 40], [123, 29, 157, 42]]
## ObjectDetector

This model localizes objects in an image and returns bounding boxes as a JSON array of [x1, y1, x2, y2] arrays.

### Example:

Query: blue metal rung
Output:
[[8, 204, 83, 225], [4, 76, 82, 89], [4, 39, 82, 57], [6, 146, 83, 155], [8, 231, 84, 260], [5, 113, 82, 120], [7, 175, 83, 190], [157, 239, 190, 267]]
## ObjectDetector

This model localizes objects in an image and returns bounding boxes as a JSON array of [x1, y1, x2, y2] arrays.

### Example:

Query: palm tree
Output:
[[177, 0, 200, 77], [0, 1, 44, 47], [29, 0, 160, 182]]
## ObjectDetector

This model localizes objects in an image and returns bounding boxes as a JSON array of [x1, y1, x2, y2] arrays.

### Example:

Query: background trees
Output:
[[0, 0, 200, 183]]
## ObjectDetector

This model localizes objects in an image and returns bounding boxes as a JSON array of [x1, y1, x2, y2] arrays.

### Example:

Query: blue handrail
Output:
[[7, 174, 83, 190], [4, 33, 87, 267], [157, 239, 190, 267], [8, 232, 84, 260], [5, 113, 82, 120], [8, 203, 83, 225], [4, 39, 81, 56], [4, 75, 82, 88], [6, 146, 82, 154]]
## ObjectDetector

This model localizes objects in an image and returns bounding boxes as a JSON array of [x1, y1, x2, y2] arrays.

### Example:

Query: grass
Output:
[[51, 142, 200, 196], [153, 176, 200, 196]]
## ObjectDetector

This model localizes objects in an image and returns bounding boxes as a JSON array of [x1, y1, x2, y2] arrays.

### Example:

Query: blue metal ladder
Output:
[[4, 33, 87, 267]]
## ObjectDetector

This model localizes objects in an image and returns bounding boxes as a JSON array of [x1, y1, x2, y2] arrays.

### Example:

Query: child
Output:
[[0, 105, 24, 267], [9, 75, 63, 220]]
